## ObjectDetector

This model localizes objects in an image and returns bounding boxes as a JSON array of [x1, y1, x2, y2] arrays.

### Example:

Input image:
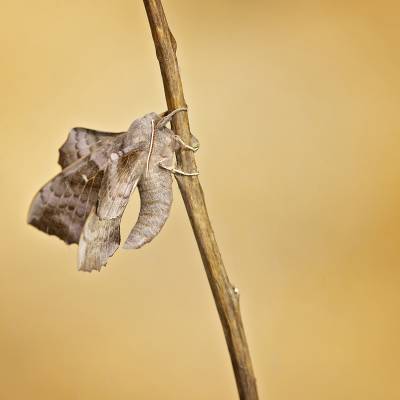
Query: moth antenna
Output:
[[156, 107, 187, 128], [145, 119, 156, 176]]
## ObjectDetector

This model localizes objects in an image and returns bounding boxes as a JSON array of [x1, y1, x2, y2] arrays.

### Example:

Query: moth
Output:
[[27, 108, 198, 272]]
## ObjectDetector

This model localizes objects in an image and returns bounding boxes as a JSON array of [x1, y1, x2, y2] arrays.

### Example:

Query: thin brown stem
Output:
[[142, 1, 259, 399]]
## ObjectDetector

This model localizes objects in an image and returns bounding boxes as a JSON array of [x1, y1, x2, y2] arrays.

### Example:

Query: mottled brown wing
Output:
[[78, 147, 148, 271], [78, 208, 121, 272], [28, 154, 107, 244], [58, 127, 125, 169], [97, 151, 147, 220], [28, 126, 130, 245]]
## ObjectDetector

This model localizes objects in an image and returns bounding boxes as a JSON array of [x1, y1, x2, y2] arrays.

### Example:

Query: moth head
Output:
[[129, 108, 187, 145]]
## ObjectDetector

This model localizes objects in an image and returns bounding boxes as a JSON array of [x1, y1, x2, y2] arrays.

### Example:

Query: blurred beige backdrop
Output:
[[1, 1, 400, 399]]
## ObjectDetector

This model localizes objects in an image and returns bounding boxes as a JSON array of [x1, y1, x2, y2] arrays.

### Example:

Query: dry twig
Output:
[[143, 1, 259, 398]]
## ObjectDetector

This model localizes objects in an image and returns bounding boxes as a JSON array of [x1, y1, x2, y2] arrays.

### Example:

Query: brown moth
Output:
[[27, 108, 198, 272]]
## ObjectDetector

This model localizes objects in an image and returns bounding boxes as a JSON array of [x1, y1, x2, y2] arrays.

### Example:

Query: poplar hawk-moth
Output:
[[27, 108, 198, 272]]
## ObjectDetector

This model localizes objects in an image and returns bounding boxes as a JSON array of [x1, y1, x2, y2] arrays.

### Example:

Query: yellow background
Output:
[[1, 1, 399, 399]]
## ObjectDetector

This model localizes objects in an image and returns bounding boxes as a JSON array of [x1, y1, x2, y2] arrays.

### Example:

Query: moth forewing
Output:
[[78, 208, 121, 272], [96, 150, 147, 220]]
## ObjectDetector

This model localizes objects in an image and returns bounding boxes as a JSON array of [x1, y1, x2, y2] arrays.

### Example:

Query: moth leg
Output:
[[158, 161, 199, 176], [174, 134, 200, 152]]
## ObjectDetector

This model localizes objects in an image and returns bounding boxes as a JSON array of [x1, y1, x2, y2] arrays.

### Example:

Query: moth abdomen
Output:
[[124, 172, 172, 249]]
